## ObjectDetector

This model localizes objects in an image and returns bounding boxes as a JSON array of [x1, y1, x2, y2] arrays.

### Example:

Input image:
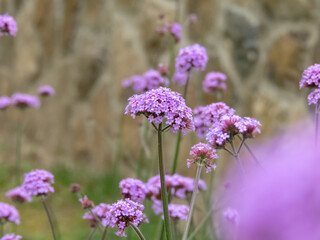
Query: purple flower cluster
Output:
[[207, 115, 261, 148], [119, 178, 146, 204], [79, 195, 94, 209], [203, 72, 227, 93], [158, 63, 168, 76], [299, 64, 320, 89], [6, 186, 32, 203], [103, 199, 148, 237], [193, 102, 235, 138], [0, 96, 11, 110], [223, 208, 240, 225], [0, 14, 17, 37], [23, 169, 54, 197], [83, 203, 111, 228], [152, 201, 189, 221], [175, 44, 208, 73], [0, 234, 22, 240], [156, 22, 183, 43], [307, 89, 320, 105], [0, 202, 20, 224], [38, 85, 55, 97], [172, 72, 189, 85], [187, 143, 218, 173], [125, 87, 194, 134], [11, 93, 40, 109], [122, 70, 168, 93]]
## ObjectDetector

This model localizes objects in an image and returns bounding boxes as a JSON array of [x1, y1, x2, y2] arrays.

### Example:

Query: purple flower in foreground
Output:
[[103, 199, 148, 237], [187, 143, 218, 173], [203, 72, 227, 93], [125, 87, 194, 134], [11, 93, 40, 109], [83, 203, 111, 228], [119, 178, 146, 204], [175, 44, 208, 73], [169, 22, 182, 43], [307, 89, 320, 105], [0, 14, 17, 37], [0, 234, 22, 240], [223, 208, 240, 225], [6, 186, 32, 203], [38, 85, 55, 97], [23, 169, 54, 197], [172, 72, 188, 85], [0, 202, 20, 224], [0, 96, 11, 110], [193, 102, 235, 139], [299, 63, 320, 89]]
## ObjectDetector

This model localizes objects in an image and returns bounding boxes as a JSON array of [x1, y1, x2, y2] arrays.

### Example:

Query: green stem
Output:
[[0, 221, 3, 237], [182, 165, 203, 240], [230, 141, 247, 179], [88, 227, 97, 240], [41, 197, 57, 240], [171, 130, 182, 174], [101, 227, 108, 240], [15, 122, 23, 185], [157, 123, 172, 240], [130, 223, 146, 240]]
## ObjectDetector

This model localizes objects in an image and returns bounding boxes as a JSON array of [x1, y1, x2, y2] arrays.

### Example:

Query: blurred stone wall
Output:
[[0, 0, 319, 171]]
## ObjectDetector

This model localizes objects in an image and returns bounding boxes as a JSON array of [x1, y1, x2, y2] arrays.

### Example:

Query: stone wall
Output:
[[0, 0, 318, 171]]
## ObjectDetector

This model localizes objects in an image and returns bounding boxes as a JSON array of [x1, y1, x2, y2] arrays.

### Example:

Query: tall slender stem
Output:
[[101, 227, 108, 240], [230, 141, 247, 179], [130, 223, 146, 240], [41, 197, 57, 240], [88, 227, 97, 240], [15, 122, 23, 185], [315, 102, 320, 146], [157, 123, 172, 240], [0, 221, 3, 237], [182, 165, 203, 240]]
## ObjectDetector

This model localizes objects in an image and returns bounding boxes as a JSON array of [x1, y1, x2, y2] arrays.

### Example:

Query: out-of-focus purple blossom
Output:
[[0, 96, 11, 110], [158, 63, 168, 76], [6, 186, 32, 203], [22, 169, 54, 197], [38, 85, 55, 97], [172, 72, 189, 85], [0, 202, 20, 224], [153, 201, 189, 221], [0, 233, 22, 240], [187, 143, 218, 173], [203, 72, 227, 93], [11, 93, 40, 109], [188, 13, 198, 23], [193, 103, 235, 139], [83, 203, 111, 228], [307, 89, 320, 105], [103, 199, 148, 237], [0, 14, 17, 37], [175, 44, 208, 73], [119, 178, 146, 204], [70, 183, 81, 193], [125, 87, 194, 134], [156, 25, 168, 35], [169, 22, 182, 43], [299, 63, 320, 89], [241, 117, 261, 139], [223, 208, 240, 225], [79, 195, 94, 209]]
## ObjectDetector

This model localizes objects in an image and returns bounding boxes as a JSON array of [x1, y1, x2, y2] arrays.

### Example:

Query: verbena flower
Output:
[[70, 183, 81, 193], [125, 87, 194, 134], [172, 72, 188, 85], [38, 85, 55, 97], [0, 14, 17, 37], [307, 89, 320, 105], [83, 203, 111, 228], [203, 72, 227, 93], [79, 195, 94, 209], [187, 143, 218, 173], [0, 202, 20, 224], [6, 186, 32, 203], [169, 22, 182, 43], [158, 63, 168, 76], [11, 93, 40, 109], [299, 63, 320, 89], [0, 96, 11, 110], [152, 201, 189, 221], [175, 44, 208, 73], [119, 178, 146, 204], [193, 102, 235, 139], [0, 233, 22, 240], [103, 199, 148, 237], [241, 117, 261, 139], [223, 208, 240, 225], [23, 169, 54, 197]]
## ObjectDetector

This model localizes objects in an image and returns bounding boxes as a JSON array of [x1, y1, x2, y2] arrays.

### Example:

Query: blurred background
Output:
[[0, 0, 319, 239]]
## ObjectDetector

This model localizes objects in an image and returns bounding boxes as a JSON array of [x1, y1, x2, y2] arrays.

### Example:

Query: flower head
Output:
[[172, 72, 188, 85], [223, 208, 240, 225], [83, 203, 111, 228], [193, 102, 235, 139], [79, 195, 94, 209], [187, 143, 218, 173], [119, 178, 146, 204], [307, 89, 320, 105], [38, 85, 55, 97], [158, 63, 168, 76], [241, 117, 261, 139], [203, 72, 227, 93], [175, 44, 208, 73], [103, 199, 148, 237], [188, 13, 198, 23], [169, 22, 182, 43], [0, 234, 22, 240], [125, 87, 194, 134], [152, 201, 189, 221], [0, 14, 17, 37], [6, 186, 32, 203], [0, 96, 11, 110], [11, 93, 40, 109], [70, 183, 81, 193], [299, 64, 320, 89], [0, 203, 20, 224], [23, 169, 54, 197]]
